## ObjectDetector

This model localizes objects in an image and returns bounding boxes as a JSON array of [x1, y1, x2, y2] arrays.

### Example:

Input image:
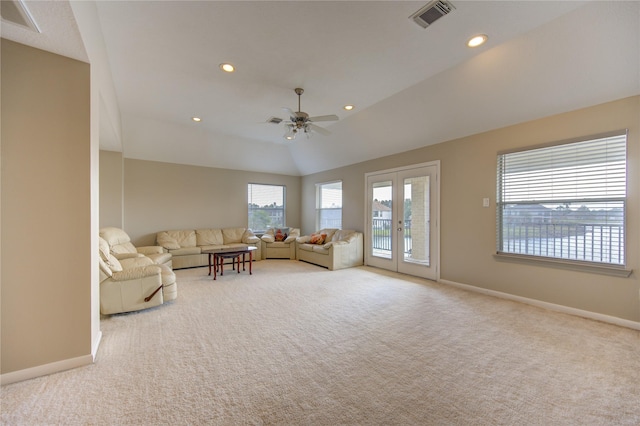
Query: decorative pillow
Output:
[[309, 233, 327, 245], [274, 228, 289, 242]]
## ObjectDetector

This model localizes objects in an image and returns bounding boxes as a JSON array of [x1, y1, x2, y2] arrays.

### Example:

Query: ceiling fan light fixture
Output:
[[284, 126, 297, 140]]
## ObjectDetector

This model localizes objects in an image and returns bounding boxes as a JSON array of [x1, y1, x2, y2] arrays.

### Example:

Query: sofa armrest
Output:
[[111, 265, 161, 281], [137, 246, 164, 255], [262, 234, 275, 243], [297, 235, 311, 244], [244, 235, 260, 244], [113, 252, 145, 260]]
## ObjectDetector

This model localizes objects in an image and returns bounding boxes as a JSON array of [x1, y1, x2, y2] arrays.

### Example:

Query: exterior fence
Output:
[[500, 222, 624, 265], [372, 218, 412, 254]]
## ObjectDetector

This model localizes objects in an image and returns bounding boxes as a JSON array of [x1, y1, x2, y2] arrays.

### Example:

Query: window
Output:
[[316, 181, 342, 229], [248, 184, 285, 232], [497, 131, 627, 266]]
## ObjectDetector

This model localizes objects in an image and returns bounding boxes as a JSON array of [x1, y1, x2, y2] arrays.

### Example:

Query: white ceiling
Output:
[[3, 1, 639, 176]]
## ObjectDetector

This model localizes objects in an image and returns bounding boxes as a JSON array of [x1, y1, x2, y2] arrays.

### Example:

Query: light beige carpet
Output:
[[1, 260, 639, 425]]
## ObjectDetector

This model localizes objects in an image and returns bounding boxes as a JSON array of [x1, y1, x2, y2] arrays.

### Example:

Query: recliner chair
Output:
[[99, 236, 177, 315], [100, 227, 172, 268]]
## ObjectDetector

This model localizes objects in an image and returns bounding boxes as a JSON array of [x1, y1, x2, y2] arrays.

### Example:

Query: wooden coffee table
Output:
[[202, 246, 257, 280]]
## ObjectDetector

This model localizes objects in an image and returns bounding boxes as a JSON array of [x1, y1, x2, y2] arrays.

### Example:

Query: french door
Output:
[[365, 162, 439, 280]]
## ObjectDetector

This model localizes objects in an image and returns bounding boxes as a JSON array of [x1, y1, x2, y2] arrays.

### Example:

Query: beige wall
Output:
[[100, 150, 124, 228], [122, 159, 301, 246], [1, 40, 93, 375], [301, 96, 640, 323]]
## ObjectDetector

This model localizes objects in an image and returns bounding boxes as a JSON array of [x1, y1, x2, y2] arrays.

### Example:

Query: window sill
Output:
[[494, 252, 633, 278]]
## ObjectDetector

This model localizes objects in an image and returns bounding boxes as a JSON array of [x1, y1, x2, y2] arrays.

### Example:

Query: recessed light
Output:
[[219, 63, 235, 72], [467, 34, 488, 48], [192, 117, 201, 122], [343, 105, 354, 111]]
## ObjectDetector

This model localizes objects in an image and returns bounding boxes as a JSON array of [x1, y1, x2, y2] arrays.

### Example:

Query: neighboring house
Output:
[[372, 200, 392, 219]]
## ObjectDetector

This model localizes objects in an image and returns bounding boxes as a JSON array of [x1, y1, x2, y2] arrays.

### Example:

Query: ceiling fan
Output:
[[275, 88, 339, 141]]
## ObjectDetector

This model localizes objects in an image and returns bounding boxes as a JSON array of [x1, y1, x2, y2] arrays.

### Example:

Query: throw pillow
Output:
[[274, 228, 289, 242], [309, 233, 327, 245]]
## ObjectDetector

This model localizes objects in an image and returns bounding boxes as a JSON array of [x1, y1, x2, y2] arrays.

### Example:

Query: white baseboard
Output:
[[1, 354, 94, 386], [92, 330, 103, 361], [438, 279, 640, 331]]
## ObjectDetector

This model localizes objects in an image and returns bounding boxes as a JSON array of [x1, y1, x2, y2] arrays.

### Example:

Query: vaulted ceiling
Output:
[[2, 1, 639, 175]]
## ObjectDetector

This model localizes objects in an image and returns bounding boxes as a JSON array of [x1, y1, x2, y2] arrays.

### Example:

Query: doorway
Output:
[[365, 162, 440, 280]]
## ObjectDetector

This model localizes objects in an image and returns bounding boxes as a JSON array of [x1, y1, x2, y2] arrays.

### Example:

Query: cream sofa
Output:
[[156, 227, 261, 269], [296, 229, 364, 270], [261, 227, 300, 259], [99, 237, 177, 315], [100, 227, 172, 269]]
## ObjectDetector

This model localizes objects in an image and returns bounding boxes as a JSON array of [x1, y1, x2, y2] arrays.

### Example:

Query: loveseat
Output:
[[261, 227, 300, 259], [156, 227, 261, 269], [99, 237, 177, 315], [296, 228, 364, 270]]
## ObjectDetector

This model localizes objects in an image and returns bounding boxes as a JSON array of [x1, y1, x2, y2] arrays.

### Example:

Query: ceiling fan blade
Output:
[[282, 107, 298, 120], [308, 123, 331, 136], [309, 114, 339, 122]]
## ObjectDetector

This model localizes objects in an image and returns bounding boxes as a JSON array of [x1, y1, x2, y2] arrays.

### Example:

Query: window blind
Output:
[[316, 181, 342, 229], [248, 184, 285, 232], [496, 132, 627, 265]]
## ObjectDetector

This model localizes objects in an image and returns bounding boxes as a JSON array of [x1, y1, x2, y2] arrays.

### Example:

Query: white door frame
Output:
[[364, 161, 440, 281]]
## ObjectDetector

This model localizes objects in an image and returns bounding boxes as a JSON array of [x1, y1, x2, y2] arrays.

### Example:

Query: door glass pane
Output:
[[372, 181, 392, 259], [403, 176, 430, 266]]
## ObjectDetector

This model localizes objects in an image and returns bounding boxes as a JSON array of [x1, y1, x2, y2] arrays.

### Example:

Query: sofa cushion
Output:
[[100, 227, 131, 246], [197, 228, 224, 246], [99, 236, 124, 272], [110, 241, 138, 255], [298, 243, 314, 252], [312, 245, 330, 254], [166, 230, 197, 248], [99, 257, 113, 277], [120, 256, 154, 269], [243, 234, 260, 244], [284, 228, 300, 243], [98, 237, 111, 262], [157, 232, 180, 250], [319, 228, 338, 242], [223, 228, 245, 244], [169, 246, 201, 256], [261, 233, 275, 243], [266, 241, 287, 248]]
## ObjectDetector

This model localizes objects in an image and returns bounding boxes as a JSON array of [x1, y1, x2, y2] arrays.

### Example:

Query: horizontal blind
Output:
[[499, 134, 626, 202], [248, 184, 285, 231], [497, 132, 627, 265], [317, 181, 342, 229]]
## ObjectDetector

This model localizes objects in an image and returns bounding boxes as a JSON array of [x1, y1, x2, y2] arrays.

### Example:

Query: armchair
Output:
[[100, 227, 172, 268], [261, 227, 300, 259], [296, 229, 364, 270], [99, 237, 177, 315]]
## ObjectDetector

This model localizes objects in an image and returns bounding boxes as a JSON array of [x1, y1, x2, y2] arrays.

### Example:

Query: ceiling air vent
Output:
[[409, 0, 456, 29], [266, 117, 283, 125]]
